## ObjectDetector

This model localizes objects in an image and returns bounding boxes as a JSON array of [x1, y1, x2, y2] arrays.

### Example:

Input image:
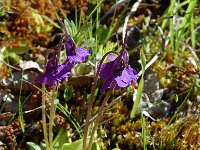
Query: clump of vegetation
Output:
[[0, 0, 199, 150], [159, 115, 200, 149]]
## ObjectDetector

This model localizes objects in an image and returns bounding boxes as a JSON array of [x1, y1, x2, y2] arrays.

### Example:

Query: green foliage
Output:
[[63, 18, 94, 56], [30, 7, 61, 30], [27, 142, 41, 150], [75, 0, 104, 39], [61, 138, 100, 150], [63, 86, 74, 102], [27, 130, 100, 150], [141, 113, 147, 150], [52, 129, 72, 150], [168, 88, 192, 124], [74, 63, 92, 75], [130, 50, 146, 119], [98, 41, 119, 60], [177, 0, 197, 39], [26, 129, 81, 150], [161, 0, 198, 64], [0, 47, 22, 67], [32, 12, 53, 33], [194, 78, 200, 95], [18, 70, 25, 133], [63, 18, 78, 38], [0, 3, 7, 20], [56, 103, 82, 137], [3, 0, 200, 149], [96, 24, 109, 43]]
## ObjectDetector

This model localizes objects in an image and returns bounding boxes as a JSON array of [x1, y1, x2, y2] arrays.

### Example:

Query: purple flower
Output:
[[99, 50, 137, 93], [63, 24, 91, 65], [35, 55, 74, 87], [36, 21, 91, 87]]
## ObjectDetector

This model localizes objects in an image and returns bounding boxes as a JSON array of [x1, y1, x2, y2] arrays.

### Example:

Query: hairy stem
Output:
[[49, 86, 57, 149], [87, 82, 117, 150], [82, 51, 118, 150], [41, 49, 50, 150], [42, 83, 50, 149]]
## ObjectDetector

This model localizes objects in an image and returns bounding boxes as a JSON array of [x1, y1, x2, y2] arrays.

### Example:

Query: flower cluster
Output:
[[36, 22, 136, 93], [36, 25, 91, 87]]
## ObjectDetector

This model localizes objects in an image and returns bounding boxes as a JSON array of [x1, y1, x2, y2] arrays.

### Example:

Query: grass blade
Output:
[[18, 70, 25, 132], [141, 113, 147, 150], [130, 50, 146, 119]]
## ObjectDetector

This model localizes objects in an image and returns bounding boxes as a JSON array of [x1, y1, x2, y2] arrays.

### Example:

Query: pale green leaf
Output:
[[27, 142, 41, 150]]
